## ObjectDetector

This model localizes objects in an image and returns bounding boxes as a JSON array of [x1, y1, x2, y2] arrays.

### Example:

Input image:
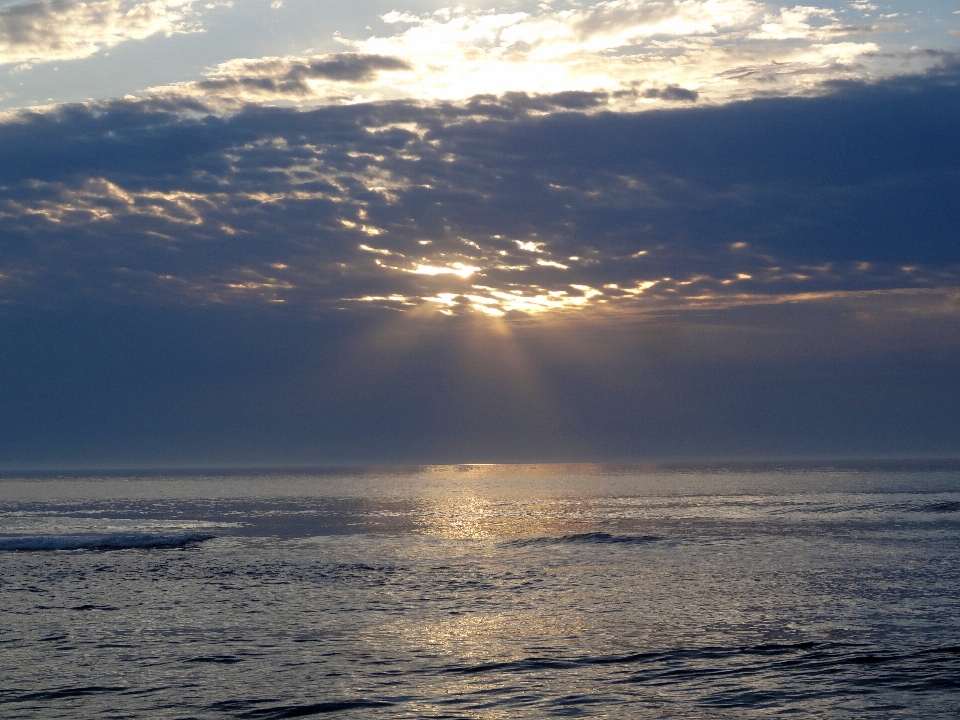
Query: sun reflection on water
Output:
[[407, 464, 637, 540]]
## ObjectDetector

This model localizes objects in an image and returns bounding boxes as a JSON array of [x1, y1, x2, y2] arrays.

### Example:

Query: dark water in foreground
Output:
[[2, 463, 960, 718]]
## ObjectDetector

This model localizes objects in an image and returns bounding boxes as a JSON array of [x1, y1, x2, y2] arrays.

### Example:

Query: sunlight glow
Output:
[[343, 226, 911, 319], [537, 259, 569, 270], [359, 244, 396, 255], [408, 262, 481, 278], [516, 240, 545, 253]]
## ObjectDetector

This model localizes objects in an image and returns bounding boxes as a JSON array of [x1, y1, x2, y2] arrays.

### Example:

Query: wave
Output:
[[228, 699, 394, 718], [0, 532, 216, 552], [504, 532, 664, 548], [6, 686, 128, 703], [924, 501, 960, 514], [442, 641, 960, 680]]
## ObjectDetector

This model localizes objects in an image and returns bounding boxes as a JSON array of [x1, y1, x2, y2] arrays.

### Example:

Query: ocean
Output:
[[2, 463, 959, 718]]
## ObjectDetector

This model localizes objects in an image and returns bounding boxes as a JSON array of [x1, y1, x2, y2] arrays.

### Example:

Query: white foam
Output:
[[0, 532, 215, 551]]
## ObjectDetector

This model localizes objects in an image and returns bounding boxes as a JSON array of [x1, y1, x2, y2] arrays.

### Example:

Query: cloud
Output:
[[143, 0, 947, 109], [0, 0, 204, 67], [0, 65, 958, 321], [641, 85, 699, 101], [351, 1, 928, 104], [750, 5, 846, 40], [162, 53, 413, 103]]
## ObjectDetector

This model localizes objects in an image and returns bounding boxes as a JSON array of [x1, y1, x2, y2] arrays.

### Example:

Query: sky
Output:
[[0, 0, 958, 468]]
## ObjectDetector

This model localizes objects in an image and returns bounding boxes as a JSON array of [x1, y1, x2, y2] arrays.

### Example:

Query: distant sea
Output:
[[3, 463, 960, 718]]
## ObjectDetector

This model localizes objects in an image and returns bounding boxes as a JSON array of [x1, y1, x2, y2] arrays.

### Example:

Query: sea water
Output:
[[2, 463, 959, 718]]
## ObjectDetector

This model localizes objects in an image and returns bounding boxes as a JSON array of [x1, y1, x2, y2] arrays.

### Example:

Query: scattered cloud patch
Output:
[[154, 52, 413, 105], [751, 5, 845, 40], [641, 85, 699, 101], [0, 0, 204, 66]]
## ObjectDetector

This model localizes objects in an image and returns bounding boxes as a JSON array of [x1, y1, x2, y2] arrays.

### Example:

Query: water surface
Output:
[[3, 463, 959, 718]]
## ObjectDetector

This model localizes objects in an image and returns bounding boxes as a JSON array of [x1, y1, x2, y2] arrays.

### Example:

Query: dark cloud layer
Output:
[[1, 67, 958, 311], [1, 67, 959, 465], [194, 54, 413, 97]]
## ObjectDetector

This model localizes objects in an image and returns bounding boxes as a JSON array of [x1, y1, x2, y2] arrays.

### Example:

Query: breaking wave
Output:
[[0, 532, 216, 551]]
